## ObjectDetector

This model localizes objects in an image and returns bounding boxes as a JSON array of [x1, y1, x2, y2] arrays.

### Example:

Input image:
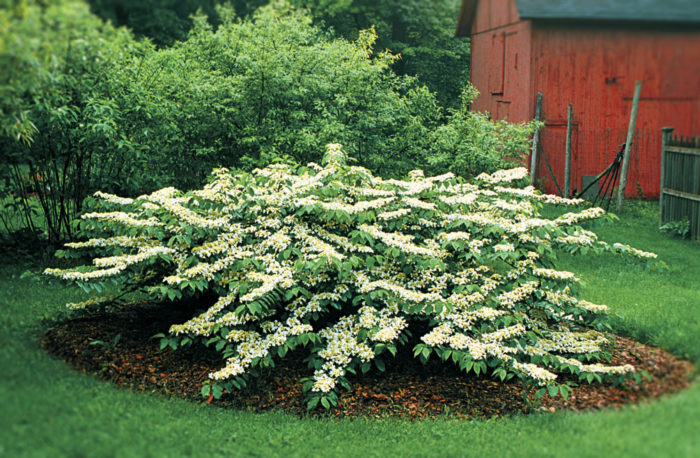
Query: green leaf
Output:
[[375, 358, 385, 372], [559, 385, 570, 400], [307, 397, 320, 410]]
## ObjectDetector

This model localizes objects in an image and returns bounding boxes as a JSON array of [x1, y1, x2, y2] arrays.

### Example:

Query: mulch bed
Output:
[[41, 301, 695, 420]]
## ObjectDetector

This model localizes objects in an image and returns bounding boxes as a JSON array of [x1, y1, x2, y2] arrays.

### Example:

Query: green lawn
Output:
[[1, 201, 698, 457]]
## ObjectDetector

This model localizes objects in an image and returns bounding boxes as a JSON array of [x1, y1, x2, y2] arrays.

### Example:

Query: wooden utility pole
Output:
[[530, 92, 543, 185], [616, 81, 642, 213], [564, 104, 573, 197]]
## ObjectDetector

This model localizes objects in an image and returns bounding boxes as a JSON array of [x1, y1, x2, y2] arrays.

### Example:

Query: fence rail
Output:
[[659, 128, 700, 240]]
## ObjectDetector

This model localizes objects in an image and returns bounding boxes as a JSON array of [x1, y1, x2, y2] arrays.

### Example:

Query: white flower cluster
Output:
[[65, 235, 154, 249], [317, 197, 396, 215], [532, 267, 578, 282], [611, 243, 658, 259], [494, 242, 515, 252], [46, 245, 174, 281], [378, 208, 412, 221], [497, 281, 539, 308], [475, 167, 529, 185], [239, 261, 295, 303], [494, 186, 583, 206], [81, 211, 162, 227], [357, 275, 442, 304], [508, 358, 558, 385], [555, 207, 606, 226], [535, 330, 608, 354], [439, 193, 479, 207], [439, 231, 471, 242], [558, 357, 634, 375], [314, 226, 374, 254], [145, 188, 230, 229], [313, 314, 376, 392], [557, 230, 598, 247], [210, 316, 313, 381], [359, 224, 444, 258], [93, 191, 134, 206], [402, 197, 436, 211]]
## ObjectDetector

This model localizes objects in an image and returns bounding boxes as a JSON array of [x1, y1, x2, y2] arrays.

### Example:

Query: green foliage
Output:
[[87, 0, 220, 47], [87, 0, 470, 108], [89, 332, 121, 351], [660, 218, 690, 239], [425, 86, 538, 178], [47, 146, 657, 407], [0, 0, 153, 241], [136, 3, 440, 180], [288, 0, 470, 109]]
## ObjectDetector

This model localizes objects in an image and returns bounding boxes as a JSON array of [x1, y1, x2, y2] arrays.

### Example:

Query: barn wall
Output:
[[471, 0, 521, 32], [470, 0, 532, 123], [530, 21, 700, 198]]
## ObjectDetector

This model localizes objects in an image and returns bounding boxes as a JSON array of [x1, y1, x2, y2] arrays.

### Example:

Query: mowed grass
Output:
[[0, 201, 698, 457]]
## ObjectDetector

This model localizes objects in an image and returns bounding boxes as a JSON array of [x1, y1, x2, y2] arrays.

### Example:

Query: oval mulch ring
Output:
[[40, 302, 695, 420]]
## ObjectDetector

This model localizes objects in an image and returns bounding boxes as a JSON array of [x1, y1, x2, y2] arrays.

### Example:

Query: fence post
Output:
[[564, 104, 573, 197], [530, 92, 543, 185], [616, 81, 643, 213], [659, 127, 674, 227]]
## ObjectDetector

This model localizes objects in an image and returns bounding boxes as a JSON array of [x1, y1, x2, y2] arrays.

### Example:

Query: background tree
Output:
[[87, 0, 220, 47], [289, 0, 470, 109], [87, 0, 469, 109]]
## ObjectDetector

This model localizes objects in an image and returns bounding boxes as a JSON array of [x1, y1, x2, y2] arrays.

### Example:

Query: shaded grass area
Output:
[[0, 194, 46, 235], [1, 201, 698, 457]]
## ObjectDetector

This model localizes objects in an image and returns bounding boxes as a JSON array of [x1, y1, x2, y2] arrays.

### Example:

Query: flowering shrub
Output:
[[46, 144, 656, 408]]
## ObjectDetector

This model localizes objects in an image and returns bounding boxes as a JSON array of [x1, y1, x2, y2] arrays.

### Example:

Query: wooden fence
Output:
[[659, 128, 700, 240]]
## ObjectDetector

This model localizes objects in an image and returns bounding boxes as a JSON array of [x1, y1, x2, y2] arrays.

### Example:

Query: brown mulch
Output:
[[40, 302, 695, 420]]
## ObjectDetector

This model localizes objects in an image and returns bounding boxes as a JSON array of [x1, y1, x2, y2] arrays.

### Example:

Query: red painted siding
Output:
[[471, 0, 521, 32], [468, 0, 700, 198], [471, 0, 532, 123], [531, 22, 700, 197]]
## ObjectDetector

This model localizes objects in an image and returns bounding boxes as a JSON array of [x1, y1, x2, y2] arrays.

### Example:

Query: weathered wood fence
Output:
[[659, 128, 700, 240]]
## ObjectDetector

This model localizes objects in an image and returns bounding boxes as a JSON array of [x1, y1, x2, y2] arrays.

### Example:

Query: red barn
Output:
[[456, 0, 700, 197]]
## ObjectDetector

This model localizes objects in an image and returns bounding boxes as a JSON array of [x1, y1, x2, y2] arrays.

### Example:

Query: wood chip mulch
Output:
[[40, 302, 695, 420]]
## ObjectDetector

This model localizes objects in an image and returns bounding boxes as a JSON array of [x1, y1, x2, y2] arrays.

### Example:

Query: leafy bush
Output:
[[46, 145, 656, 408], [660, 219, 690, 239], [137, 3, 441, 182], [425, 86, 537, 179]]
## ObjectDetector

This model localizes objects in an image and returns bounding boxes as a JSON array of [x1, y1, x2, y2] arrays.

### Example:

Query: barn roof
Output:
[[456, 0, 700, 36], [516, 0, 700, 22]]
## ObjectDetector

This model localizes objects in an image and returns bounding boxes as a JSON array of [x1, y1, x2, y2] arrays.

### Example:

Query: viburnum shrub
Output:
[[46, 144, 656, 408]]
